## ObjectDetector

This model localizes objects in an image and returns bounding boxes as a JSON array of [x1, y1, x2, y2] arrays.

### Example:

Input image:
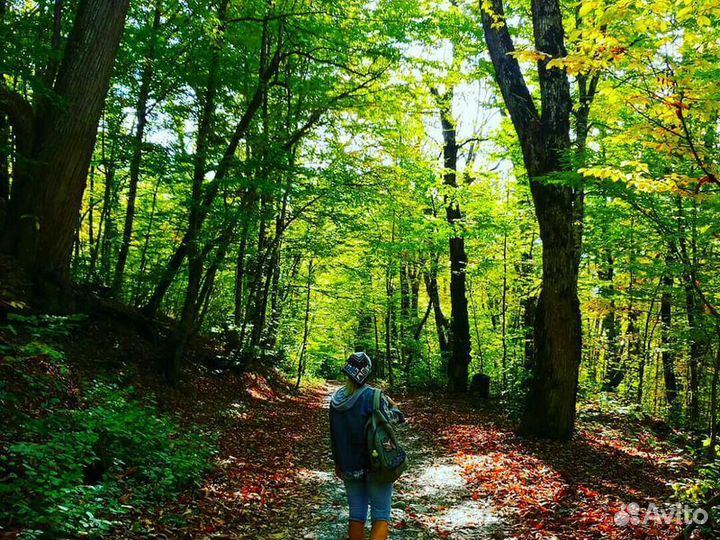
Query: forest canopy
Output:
[[1, 0, 720, 440]]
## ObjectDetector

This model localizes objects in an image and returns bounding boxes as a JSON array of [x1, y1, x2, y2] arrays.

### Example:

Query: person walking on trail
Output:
[[329, 352, 406, 540]]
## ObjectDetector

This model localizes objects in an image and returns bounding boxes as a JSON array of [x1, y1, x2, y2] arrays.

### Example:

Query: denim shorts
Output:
[[343, 474, 393, 523]]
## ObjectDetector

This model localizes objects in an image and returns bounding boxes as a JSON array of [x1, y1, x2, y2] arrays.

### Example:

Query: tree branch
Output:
[[480, 0, 540, 145]]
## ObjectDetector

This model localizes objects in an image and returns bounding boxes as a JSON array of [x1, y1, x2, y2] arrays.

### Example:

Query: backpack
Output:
[[365, 388, 407, 483]]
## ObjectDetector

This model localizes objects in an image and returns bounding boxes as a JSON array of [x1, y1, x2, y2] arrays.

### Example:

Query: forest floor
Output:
[[0, 289, 698, 540], [102, 361, 694, 540]]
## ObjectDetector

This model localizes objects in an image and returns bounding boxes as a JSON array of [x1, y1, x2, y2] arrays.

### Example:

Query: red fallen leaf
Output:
[[393, 520, 407, 529], [471, 492, 480, 500], [578, 486, 598, 498]]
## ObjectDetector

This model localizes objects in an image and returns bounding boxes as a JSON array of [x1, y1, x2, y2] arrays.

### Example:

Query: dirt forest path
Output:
[[124, 375, 690, 540], [143, 378, 507, 540], [293, 384, 505, 540]]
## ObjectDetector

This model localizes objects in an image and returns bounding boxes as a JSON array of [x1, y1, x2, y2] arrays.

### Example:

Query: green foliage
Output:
[[7, 313, 88, 340], [675, 448, 720, 521], [0, 334, 216, 539]]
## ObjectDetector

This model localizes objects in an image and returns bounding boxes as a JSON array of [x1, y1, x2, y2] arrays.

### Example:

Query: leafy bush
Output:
[[1, 376, 216, 539]]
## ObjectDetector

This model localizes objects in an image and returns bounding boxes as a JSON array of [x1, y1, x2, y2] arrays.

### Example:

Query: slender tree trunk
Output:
[[194, 218, 237, 324], [295, 259, 313, 391], [40, 0, 64, 90], [410, 265, 420, 318], [399, 261, 421, 377], [86, 167, 95, 276], [518, 239, 537, 371], [660, 269, 678, 417], [143, 30, 281, 317], [0, 0, 7, 228], [247, 27, 273, 350], [0, 113, 8, 228], [685, 280, 703, 424], [234, 221, 250, 327], [98, 154, 118, 282], [424, 259, 449, 356], [254, 246, 275, 347], [679, 200, 703, 425], [385, 266, 395, 385], [501, 209, 509, 389], [639, 279, 662, 405], [709, 335, 720, 459], [112, 0, 162, 294], [134, 176, 161, 305], [600, 251, 622, 390], [384, 214, 397, 384], [265, 191, 289, 349], [467, 277, 484, 373], [247, 202, 270, 349], [434, 88, 472, 393], [400, 262, 410, 373], [373, 312, 381, 367], [625, 219, 642, 395], [165, 0, 228, 384]]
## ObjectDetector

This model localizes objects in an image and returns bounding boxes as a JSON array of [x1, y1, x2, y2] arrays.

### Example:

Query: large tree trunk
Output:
[[482, 0, 582, 439], [1, 0, 130, 290], [112, 0, 162, 295], [521, 184, 582, 438]]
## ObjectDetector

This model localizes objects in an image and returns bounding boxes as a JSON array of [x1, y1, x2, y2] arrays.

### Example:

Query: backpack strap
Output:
[[368, 388, 380, 432], [372, 388, 381, 412]]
